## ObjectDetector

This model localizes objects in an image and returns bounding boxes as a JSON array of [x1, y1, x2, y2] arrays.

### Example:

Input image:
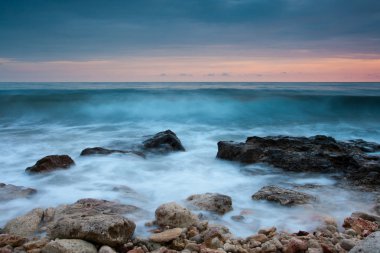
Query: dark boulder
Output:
[[217, 135, 380, 189], [0, 183, 37, 201], [143, 130, 185, 152], [80, 147, 145, 158], [26, 155, 75, 173], [252, 185, 317, 206]]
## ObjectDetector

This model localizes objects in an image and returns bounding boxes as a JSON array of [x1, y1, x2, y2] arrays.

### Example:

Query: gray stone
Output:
[[186, 193, 232, 214], [0, 183, 37, 201], [252, 185, 316, 206], [3, 208, 44, 238], [349, 231, 380, 253], [41, 239, 97, 253], [48, 213, 135, 247], [155, 202, 198, 228]]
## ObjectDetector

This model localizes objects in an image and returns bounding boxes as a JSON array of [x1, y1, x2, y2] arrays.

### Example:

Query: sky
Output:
[[0, 0, 380, 82]]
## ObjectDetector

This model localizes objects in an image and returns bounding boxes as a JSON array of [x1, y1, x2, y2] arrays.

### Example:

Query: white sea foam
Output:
[[0, 121, 377, 237]]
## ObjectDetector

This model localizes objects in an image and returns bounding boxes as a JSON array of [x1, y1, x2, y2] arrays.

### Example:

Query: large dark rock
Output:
[[143, 130, 185, 153], [217, 135, 380, 189], [252, 185, 317, 206], [0, 183, 37, 201], [80, 147, 145, 158], [186, 193, 233, 214], [25, 155, 75, 173]]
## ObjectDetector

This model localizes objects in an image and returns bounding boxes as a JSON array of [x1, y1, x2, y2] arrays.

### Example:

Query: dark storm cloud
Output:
[[1, 0, 380, 60]]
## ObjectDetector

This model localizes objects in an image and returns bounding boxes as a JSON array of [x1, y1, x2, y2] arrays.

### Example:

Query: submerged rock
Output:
[[25, 155, 75, 173], [186, 193, 233, 214], [41, 239, 97, 253], [217, 135, 380, 189], [0, 183, 37, 201], [252, 185, 317, 206], [80, 147, 145, 158], [155, 202, 198, 228], [349, 231, 380, 253], [143, 130, 185, 152]]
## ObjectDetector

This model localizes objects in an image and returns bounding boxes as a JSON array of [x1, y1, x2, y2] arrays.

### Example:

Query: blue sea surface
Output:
[[0, 82, 379, 236]]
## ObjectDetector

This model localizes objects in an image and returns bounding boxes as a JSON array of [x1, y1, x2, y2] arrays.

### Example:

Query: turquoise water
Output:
[[0, 82, 379, 236]]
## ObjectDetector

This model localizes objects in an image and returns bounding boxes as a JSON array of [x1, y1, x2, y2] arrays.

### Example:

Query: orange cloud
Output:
[[1, 56, 380, 82]]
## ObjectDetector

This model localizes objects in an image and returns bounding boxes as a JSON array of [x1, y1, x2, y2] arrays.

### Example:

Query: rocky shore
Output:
[[1, 131, 380, 253]]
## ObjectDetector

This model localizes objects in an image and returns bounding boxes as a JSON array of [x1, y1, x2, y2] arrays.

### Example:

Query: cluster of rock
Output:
[[1, 197, 379, 253], [1, 130, 185, 204], [217, 135, 380, 190], [24, 130, 184, 174], [1, 132, 380, 252]]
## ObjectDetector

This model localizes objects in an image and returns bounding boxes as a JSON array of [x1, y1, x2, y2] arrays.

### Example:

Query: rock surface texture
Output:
[[186, 193, 233, 214], [155, 202, 198, 228], [252, 185, 317, 206], [80, 147, 145, 158], [0, 183, 37, 201], [217, 135, 380, 189], [349, 231, 380, 253], [3, 198, 139, 246], [25, 155, 75, 173], [143, 130, 185, 152], [41, 239, 97, 253]]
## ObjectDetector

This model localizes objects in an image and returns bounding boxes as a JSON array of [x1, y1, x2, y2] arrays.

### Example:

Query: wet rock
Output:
[[25, 155, 75, 173], [231, 215, 245, 222], [351, 211, 380, 224], [347, 139, 380, 153], [155, 202, 199, 228], [80, 147, 145, 158], [3, 208, 44, 238], [99, 245, 117, 253], [258, 227, 276, 236], [127, 247, 145, 253], [252, 186, 316, 206], [0, 246, 13, 253], [0, 234, 28, 248], [149, 228, 183, 243], [283, 238, 308, 253], [340, 239, 357, 251], [217, 135, 380, 189], [349, 231, 380, 253], [143, 130, 185, 152], [343, 217, 378, 237], [53, 198, 141, 217], [48, 213, 135, 247], [22, 238, 49, 252], [0, 183, 37, 201], [41, 239, 97, 253], [248, 234, 268, 243], [186, 193, 233, 214], [261, 240, 277, 252], [202, 225, 230, 249]]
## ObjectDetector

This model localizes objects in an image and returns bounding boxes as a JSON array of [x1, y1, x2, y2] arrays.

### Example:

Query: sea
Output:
[[0, 82, 379, 237]]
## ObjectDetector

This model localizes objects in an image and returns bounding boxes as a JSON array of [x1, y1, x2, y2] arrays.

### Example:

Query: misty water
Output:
[[1, 82, 380, 237]]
